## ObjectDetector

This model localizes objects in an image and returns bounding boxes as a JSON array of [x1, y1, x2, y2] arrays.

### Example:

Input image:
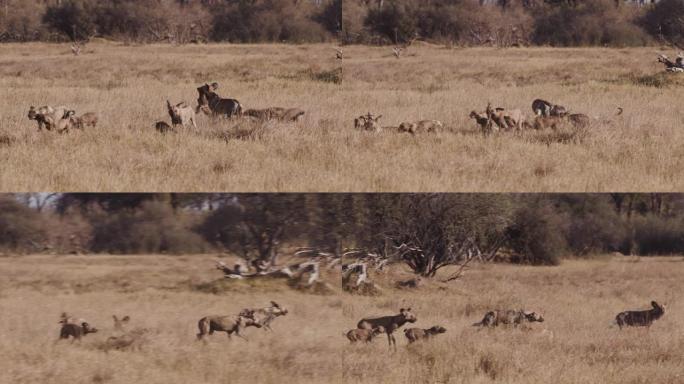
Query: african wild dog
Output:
[[615, 301, 665, 329], [404, 326, 447, 343], [240, 301, 289, 331], [196, 310, 262, 341], [473, 309, 544, 327], [357, 308, 417, 349], [346, 326, 385, 344], [532, 99, 567, 117]]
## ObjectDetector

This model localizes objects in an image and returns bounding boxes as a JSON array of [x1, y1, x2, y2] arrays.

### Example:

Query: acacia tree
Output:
[[380, 194, 513, 278], [200, 194, 307, 267]]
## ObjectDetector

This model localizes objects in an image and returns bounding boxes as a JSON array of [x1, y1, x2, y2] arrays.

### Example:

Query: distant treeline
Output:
[[0, 0, 341, 43], [3, 194, 684, 270], [344, 0, 684, 47]]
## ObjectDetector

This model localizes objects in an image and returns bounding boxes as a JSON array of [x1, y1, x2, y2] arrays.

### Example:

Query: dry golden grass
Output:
[[343, 256, 684, 384], [0, 42, 341, 192], [0, 254, 343, 384], [342, 44, 684, 192], [1, 254, 682, 383], [2, 43, 684, 191]]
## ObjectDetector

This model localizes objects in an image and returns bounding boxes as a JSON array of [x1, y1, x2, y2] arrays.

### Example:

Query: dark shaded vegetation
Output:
[[0, 0, 339, 43], [344, 0, 684, 47], [5, 193, 684, 270]]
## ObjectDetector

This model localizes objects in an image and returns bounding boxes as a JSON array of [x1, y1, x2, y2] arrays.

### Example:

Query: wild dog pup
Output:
[[473, 309, 544, 327], [346, 326, 385, 344], [404, 325, 446, 343]]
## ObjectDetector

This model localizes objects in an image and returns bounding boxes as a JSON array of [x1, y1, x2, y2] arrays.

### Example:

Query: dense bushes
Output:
[[507, 200, 567, 265], [640, 0, 684, 45], [0, 197, 46, 251], [6, 194, 684, 264], [1, 0, 336, 43], [531, 0, 650, 46], [90, 201, 208, 254], [347, 0, 668, 46]]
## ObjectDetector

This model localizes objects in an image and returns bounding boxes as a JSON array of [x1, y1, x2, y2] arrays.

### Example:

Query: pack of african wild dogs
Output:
[[355, 98, 624, 136], [59, 299, 665, 350], [25, 82, 306, 135]]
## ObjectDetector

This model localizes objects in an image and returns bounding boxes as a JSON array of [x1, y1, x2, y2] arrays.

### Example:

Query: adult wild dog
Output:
[[615, 301, 665, 329], [357, 308, 417, 349], [196, 311, 262, 341], [196, 83, 242, 118], [28, 105, 69, 131]]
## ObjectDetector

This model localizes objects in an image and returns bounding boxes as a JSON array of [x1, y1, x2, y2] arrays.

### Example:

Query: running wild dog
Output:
[[357, 308, 417, 349], [196, 311, 262, 341], [404, 326, 447, 343], [473, 309, 544, 327], [615, 301, 665, 329], [240, 301, 288, 331], [346, 326, 385, 344]]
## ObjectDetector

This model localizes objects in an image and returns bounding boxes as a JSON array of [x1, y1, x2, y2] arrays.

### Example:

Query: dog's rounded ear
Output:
[[399, 308, 405, 313]]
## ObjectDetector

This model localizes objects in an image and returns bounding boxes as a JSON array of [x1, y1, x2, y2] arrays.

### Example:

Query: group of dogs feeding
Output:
[[355, 98, 623, 135], [58, 300, 665, 350], [26, 82, 305, 134]]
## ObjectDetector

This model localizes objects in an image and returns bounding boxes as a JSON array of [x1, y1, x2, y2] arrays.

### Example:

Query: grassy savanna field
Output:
[[0, 42, 341, 192], [343, 256, 684, 384], [2, 255, 682, 383], [343, 44, 684, 192], [0, 254, 343, 384], [1, 43, 683, 192]]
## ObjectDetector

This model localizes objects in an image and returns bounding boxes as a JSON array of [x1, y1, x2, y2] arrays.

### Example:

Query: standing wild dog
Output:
[[615, 301, 665, 329], [404, 326, 447, 343], [196, 311, 262, 341], [357, 308, 417, 349], [196, 83, 242, 118], [240, 301, 289, 331], [473, 309, 544, 327]]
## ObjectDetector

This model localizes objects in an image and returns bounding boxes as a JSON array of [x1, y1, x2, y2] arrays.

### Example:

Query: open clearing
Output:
[[0, 255, 682, 383], [2, 43, 683, 191]]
